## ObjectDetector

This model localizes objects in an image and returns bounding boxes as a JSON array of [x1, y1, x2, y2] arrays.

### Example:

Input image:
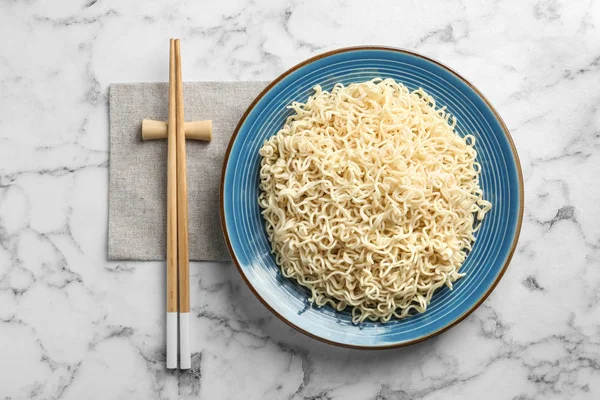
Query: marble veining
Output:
[[1, 0, 599, 399]]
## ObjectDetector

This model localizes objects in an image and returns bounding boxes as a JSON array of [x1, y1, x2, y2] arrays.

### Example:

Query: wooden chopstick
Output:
[[166, 38, 178, 370], [174, 38, 191, 370]]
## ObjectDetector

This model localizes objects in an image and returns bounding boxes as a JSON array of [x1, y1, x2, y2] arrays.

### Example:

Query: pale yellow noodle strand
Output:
[[258, 78, 491, 323]]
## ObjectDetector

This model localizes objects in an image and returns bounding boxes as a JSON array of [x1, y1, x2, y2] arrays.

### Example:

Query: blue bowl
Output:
[[220, 47, 523, 348]]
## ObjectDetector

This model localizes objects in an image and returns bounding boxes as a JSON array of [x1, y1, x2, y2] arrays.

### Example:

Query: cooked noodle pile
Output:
[[258, 78, 491, 323]]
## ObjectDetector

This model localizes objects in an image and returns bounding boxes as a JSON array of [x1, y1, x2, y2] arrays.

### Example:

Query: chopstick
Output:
[[166, 38, 178, 369], [174, 38, 191, 370]]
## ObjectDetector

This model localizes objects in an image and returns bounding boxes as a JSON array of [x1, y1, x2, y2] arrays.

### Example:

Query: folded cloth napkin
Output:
[[108, 81, 268, 261]]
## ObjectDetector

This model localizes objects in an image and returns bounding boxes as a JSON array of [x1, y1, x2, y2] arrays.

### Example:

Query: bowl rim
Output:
[[219, 45, 524, 349]]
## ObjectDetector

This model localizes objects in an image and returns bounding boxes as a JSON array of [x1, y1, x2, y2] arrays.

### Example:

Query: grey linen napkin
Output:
[[108, 82, 268, 261]]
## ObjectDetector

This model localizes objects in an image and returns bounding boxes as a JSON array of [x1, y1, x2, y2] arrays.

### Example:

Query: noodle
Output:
[[258, 78, 492, 323]]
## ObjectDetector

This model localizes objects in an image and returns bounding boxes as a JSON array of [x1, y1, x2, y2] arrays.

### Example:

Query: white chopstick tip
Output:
[[179, 312, 191, 370], [166, 312, 178, 369]]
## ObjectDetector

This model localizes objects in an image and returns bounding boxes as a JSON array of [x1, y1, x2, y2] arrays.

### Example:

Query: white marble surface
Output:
[[1, 0, 599, 399]]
